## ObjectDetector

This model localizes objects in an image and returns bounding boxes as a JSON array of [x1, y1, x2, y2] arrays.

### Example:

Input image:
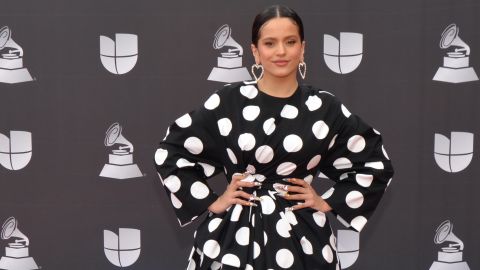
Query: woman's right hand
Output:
[[208, 173, 261, 214]]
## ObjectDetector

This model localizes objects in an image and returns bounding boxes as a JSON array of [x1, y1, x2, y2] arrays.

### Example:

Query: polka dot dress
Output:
[[155, 81, 394, 270]]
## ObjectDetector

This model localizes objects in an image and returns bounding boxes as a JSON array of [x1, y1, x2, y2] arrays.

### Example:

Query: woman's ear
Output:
[[301, 41, 306, 62], [251, 44, 260, 64]]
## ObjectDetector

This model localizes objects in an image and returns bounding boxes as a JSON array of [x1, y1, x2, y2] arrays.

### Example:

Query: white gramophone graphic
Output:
[[99, 123, 143, 179], [0, 217, 40, 270], [207, 24, 252, 83], [433, 24, 478, 83], [0, 26, 34, 84], [100, 33, 138, 75], [429, 220, 470, 270]]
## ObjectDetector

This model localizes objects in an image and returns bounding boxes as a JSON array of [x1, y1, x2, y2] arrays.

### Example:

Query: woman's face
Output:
[[251, 17, 305, 80]]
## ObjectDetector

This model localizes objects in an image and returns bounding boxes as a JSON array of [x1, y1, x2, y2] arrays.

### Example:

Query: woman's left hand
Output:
[[280, 178, 332, 212]]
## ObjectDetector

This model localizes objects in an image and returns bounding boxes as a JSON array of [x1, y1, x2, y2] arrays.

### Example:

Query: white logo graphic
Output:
[[323, 32, 363, 74], [207, 24, 252, 83], [433, 24, 478, 83], [0, 217, 40, 270], [100, 33, 138, 75], [0, 131, 32, 171], [337, 229, 359, 269], [100, 123, 143, 179], [434, 132, 473, 173], [429, 220, 470, 270], [0, 26, 34, 84], [104, 228, 141, 268]]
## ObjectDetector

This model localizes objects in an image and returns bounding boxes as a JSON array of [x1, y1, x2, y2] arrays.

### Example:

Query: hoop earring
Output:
[[251, 64, 264, 82], [298, 61, 307, 79]]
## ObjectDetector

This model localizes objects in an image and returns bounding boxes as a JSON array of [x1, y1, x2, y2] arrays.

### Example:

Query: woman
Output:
[[155, 5, 393, 270]]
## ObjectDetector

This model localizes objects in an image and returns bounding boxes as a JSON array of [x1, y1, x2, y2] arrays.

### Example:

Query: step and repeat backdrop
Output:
[[0, 0, 479, 269]]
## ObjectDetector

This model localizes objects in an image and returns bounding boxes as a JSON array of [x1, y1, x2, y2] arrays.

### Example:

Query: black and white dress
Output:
[[154, 81, 394, 270]]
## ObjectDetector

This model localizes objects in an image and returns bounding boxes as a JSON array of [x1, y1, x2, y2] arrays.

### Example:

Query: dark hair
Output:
[[252, 5, 304, 46]]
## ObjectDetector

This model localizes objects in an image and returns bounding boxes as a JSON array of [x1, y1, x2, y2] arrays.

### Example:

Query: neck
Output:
[[257, 73, 298, 98]]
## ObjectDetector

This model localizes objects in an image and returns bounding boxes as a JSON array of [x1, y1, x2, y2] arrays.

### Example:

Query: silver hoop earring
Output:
[[251, 64, 264, 82], [298, 62, 307, 80]]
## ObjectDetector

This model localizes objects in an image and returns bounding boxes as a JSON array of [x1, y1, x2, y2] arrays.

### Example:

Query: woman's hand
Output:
[[208, 173, 261, 214], [279, 178, 332, 212]]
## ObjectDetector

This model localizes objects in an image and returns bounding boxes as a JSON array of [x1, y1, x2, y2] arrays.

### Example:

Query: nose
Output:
[[276, 43, 286, 55]]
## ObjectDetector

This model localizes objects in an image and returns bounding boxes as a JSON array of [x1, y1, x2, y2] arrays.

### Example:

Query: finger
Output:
[[283, 185, 307, 194], [288, 203, 308, 211], [281, 193, 307, 201], [288, 178, 309, 188], [234, 198, 257, 207], [236, 180, 261, 188], [234, 190, 260, 201]]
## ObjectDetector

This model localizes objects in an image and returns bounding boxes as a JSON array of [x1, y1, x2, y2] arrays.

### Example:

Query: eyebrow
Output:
[[260, 35, 299, 41]]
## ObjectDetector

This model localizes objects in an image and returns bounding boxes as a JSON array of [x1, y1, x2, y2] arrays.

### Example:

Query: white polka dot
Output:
[[175, 113, 192, 128], [208, 218, 222, 232], [198, 162, 215, 177], [365, 161, 384, 170], [246, 164, 256, 174], [240, 85, 258, 99], [276, 249, 294, 268], [171, 193, 182, 209], [356, 174, 374, 187], [253, 242, 261, 259], [263, 231, 268, 246], [163, 127, 170, 141], [313, 211, 326, 227], [226, 148, 237, 164], [281, 105, 298, 119], [341, 104, 351, 118], [312, 121, 329, 139], [387, 178, 392, 188], [184, 137, 203, 155], [263, 118, 276, 135], [307, 155, 321, 170], [230, 204, 243, 221], [238, 133, 256, 151], [154, 148, 168, 165], [204, 94, 220, 110], [211, 261, 222, 270], [164, 175, 181, 193], [217, 118, 232, 136], [243, 105, 260, 121], [255, 174, 266, 182], [251, 213, 255, 227], [339, 172, 349, 180], [235, 227, 250, 246], [346, 191, 364, 209], [382, 145, 390, 159], [221, 254, 240, 267], [306, 95, 322, 111], [176, 158, 195, 168], [333, 157, 352, 169], [255, 145, 274, 163], [246, 264, 254, 270], [304, 174, 313, 184], [373, 128, 381, 135], [330, 234, 337, 251], [203, 240, 220, 258], [276, 162, 297, 176], [284, 210, 298, 225], [300, 236, 313, 255], [260, 195, 275, 215], [190, 181, 209, 199], [328, 134, 337, 149], [347, 135, 366, 153], [322, 187, 334, 199], [283, 134, 303, 152], [187, 259, 196, 270], [322, 245, 334, 263], [351, 216, 368, 231], [276, 218, 292, 238]]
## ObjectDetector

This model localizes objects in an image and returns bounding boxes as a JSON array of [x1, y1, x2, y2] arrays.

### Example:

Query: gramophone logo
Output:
[[434, 132, 473, 173], [0, 131, 32, 171], [0, 217, 40, 270], [100, 33, 138, 75], [99, 123, 143, 179], [207, 24, 252, 83], [429, 220, 470, 270], [323, 32, 363, 74], [0, 26, 34, 84], [337, 229, 359, 269], [104, 228, 141, 268], [433, 24, 478, 83]]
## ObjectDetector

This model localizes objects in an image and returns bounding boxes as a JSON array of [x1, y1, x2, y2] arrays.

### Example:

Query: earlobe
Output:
[[251, 44, 259, 64]]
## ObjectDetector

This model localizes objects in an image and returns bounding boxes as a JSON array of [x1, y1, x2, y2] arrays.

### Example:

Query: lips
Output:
[[273, 60, 289, 66]]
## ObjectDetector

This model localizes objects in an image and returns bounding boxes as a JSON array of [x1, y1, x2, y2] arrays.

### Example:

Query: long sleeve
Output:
[[154, 93, 224, 227], [318, 101, 394, 232]]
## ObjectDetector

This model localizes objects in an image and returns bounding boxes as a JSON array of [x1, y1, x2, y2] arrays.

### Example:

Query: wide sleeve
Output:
[[154, 94, 224, 227], [318, 101, 394, 232]]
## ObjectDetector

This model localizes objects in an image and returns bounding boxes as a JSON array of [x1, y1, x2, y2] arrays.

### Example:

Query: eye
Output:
[[264, 41, 274, 47], [287, 40, 297, 45]]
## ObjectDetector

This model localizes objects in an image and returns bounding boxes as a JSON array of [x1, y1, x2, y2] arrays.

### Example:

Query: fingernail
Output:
[[282, 178, 291, 182], [282, 185, 289, 191], [254, 196, 262, 201], [286, 207, 294, 211], [275, 192, 287, 197], [254, 182, 262, 186], [250, 202, 258, 207]]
